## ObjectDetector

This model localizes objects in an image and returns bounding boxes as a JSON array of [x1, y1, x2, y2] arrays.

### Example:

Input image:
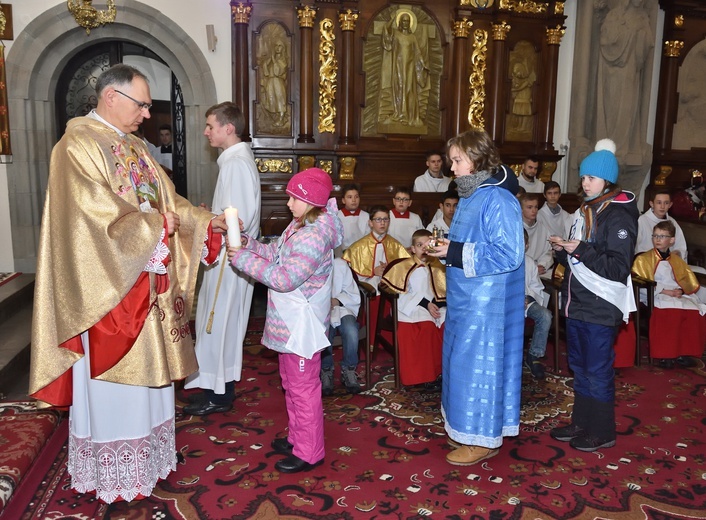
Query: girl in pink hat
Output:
[[228, 168, 343, 473]]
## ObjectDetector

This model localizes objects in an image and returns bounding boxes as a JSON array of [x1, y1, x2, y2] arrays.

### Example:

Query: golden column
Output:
[[450, 18, 473, 136], [297, 5, 318, 143], [338, 9, 359, 146], [654, 40, 684, 151], [231, 2, 252, 140], [539, 25, 564, 149], [489, 21, 511, 141]]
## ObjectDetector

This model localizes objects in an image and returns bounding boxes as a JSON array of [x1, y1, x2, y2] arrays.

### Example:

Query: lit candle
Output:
[[224, 207, 241, 249]]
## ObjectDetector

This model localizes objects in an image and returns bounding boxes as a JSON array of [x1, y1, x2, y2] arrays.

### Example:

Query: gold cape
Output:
[[381, 256, 446, 301], [631, 248, 700, 295], [29, 117, 215, 405], [342, 233, 410, 277]]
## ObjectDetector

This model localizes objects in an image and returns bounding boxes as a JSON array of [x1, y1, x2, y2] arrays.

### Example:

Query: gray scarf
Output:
[[455, 169, 493, 198]]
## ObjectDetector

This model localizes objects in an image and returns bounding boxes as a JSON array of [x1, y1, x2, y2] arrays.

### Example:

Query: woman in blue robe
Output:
[[430, 129, 525, 466]]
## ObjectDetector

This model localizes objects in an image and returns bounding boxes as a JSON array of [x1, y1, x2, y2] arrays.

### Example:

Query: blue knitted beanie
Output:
[[579, 139, 618, 184]]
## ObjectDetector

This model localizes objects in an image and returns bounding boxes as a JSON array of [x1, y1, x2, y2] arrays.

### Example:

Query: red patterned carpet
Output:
[[18, 318, 706, 519]]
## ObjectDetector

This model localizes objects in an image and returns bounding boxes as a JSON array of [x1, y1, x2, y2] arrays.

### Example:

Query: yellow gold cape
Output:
[[29, 117, 215, 405], [342, 233, 410, 277], [631, 248, 700, 295], [381, 256, 446, 301]]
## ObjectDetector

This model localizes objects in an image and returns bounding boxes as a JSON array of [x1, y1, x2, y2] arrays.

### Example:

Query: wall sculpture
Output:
[[361, 5, 443, 137], [255, 21, 291, 135]]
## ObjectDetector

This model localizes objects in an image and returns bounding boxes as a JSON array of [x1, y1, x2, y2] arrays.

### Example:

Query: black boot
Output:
[[551, 393, 590, 442], [570, 398, 616, 452]]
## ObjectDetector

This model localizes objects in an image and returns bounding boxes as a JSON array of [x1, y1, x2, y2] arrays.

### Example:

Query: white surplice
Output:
[[186, 142, 261, 393]]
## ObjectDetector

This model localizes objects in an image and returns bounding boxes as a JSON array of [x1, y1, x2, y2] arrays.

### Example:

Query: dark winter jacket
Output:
[[556, 191, 638, 327]]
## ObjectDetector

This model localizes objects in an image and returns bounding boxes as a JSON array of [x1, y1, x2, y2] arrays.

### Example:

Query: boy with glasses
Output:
[[388, 187, 423, 248], [632, 220, 706, 369], [343, 205, 410, 338]]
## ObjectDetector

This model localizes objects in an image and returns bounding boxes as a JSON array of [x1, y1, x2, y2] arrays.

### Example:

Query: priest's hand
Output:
[[211, 214, 227, 233], [164, 211, 180, 235]]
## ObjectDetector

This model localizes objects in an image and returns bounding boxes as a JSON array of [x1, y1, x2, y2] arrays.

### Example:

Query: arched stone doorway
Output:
[[6, 1, 218, 272]]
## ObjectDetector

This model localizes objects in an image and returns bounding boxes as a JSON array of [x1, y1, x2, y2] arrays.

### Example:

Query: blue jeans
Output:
[[526, 301, 552, 358], [566, 318, 617, 403], [321, 314, 359, 370]]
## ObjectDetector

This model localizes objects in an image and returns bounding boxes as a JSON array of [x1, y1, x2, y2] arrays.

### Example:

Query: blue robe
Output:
[[442, 167, 525, 448]]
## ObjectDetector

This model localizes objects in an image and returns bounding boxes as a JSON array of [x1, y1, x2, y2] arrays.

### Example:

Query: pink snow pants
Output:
[[278, 351, 325, 464]]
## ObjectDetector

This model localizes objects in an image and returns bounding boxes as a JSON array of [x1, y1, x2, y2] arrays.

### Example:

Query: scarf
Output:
[[577, 186, 621, 242], [455, 169, 493, 198]]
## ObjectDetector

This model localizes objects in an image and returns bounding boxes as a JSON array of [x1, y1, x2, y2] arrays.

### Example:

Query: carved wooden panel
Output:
[[230, 0, 566, 230]]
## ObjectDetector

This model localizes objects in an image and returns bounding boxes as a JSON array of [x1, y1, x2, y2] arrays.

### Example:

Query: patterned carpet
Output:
[[19, 318, 706, 519]]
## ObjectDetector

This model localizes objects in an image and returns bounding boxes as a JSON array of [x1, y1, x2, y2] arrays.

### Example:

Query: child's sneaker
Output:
[[341, 367, 361, 394], [524, 353, 545, 380], [321, 367, 334, 396]]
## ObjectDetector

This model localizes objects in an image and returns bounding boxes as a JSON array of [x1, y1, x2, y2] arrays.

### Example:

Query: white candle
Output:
[[224, 207, 241, 249]]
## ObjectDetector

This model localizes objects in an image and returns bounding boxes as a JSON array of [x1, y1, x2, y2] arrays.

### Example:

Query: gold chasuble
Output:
[[631, 248, 700, 295], [30, 117, 215, 407], [342, 233, 410, 277]]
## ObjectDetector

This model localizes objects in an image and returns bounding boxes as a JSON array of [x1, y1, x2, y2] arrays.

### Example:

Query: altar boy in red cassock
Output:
[[381, 229, 446, 386], [631, 220, 706, 369]]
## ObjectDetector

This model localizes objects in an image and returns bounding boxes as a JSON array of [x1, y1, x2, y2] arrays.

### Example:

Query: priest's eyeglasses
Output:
[[651, 234, 673, 239], [114, 89, 153, 111]]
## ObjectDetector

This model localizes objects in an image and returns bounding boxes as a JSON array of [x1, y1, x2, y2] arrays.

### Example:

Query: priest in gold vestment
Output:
[[28, 65, 226, 503]]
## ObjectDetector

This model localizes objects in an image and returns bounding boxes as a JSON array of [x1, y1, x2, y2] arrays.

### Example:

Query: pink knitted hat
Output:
[[286, 167, 333, 208]]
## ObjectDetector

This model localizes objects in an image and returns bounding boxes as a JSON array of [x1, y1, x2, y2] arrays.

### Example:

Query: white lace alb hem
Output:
[[68, 416, 176, 503]]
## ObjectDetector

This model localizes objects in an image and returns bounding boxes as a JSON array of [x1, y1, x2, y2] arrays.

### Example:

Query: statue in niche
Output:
[[595, 0, 653, 165], [361, 6, 441, 136], [380, 11, 428, 127], [506, 41, 537, 141], [256, 23, 291, 135], [672, 41, 706, 150]]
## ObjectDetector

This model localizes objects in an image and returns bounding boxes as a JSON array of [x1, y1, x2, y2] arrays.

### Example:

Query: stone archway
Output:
[[6, 1, 218, 272]]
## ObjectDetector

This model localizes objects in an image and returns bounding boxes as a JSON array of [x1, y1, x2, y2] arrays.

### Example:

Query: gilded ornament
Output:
[[468, 29, 488, 130], [540, 161, 557, 183], [338, 157, 357, 180], [297, 5, 317, 28], [674, 14, 684, 28], [492, 21, 511, 41], [555, 2, 564, 15], [655, 165, 672, 186], [460, 0, 495, 7], [232, 3, 252, 24], [0, 7, 6, 36], [318, 18, 337, 134], [499, 0, 547, 14], [298, 156, 316, 171], [339, 9, 358, 32], [663, 40, 684, 58], [452, 18, 473, 39], [256, 158, 293, 174], [319, 160, 333, 175], [509, 163, 522, 177], [546, 25, 565, 46], [67, 0, 116, 35]]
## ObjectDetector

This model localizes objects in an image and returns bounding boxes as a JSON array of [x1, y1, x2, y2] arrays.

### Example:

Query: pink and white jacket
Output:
[[231, 198, 344, 353]]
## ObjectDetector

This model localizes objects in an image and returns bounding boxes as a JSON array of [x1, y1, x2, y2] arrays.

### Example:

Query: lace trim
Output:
[[200, 228, 211, 264], [144, 228, 169, 275], [68, 417, 175, 503]]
